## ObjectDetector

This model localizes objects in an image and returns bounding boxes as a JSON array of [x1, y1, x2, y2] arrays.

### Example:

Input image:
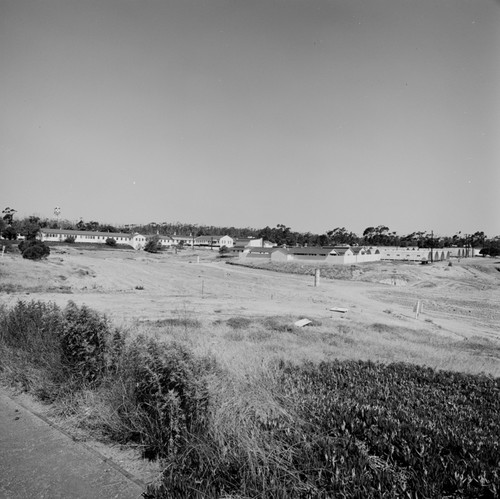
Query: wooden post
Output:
[[314, 269, 320, 287], [413, 300, 422, 319]]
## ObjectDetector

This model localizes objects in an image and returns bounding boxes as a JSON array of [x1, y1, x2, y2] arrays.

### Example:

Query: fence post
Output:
[[314, 269, 320, 287]]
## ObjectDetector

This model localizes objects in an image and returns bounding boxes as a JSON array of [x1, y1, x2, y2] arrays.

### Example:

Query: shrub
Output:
[[60, 301, 119, 386], [219, 245, 230, 254], [144, 239, 160, 253], [0, 300, 63, 363], [105, 237, 116, 247], [18, 240, 50, 260], [0, 300, 124, 400], [0, 301, 66, 398], [116, 337, 211, 460], [64, 236, 76, 243]]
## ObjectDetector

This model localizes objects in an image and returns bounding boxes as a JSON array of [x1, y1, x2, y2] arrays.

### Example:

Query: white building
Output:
[[240, 246, 381, 265], [157, 235, 174, 248], [378, 247, 450, 262], [194, 235, 234, 248], [40, 229, 147, 250]]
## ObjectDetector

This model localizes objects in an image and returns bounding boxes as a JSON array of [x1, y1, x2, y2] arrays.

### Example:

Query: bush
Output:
[[105, 237, 117, 247], [64, 236, 76, 243], [0, 300, 63, 364], [0, 300, 124, 399], [116, 337, 211, 460], [0, 301, 66, 398], [60, 301, 120, 386], [144, 239, 160, 253], [18, 240, 50, 260]]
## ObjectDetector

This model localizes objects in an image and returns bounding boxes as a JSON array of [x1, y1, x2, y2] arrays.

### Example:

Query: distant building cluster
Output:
[[238, 246, 459, 264], [37, 229, 477, 263], [39, 229, 236, 250]]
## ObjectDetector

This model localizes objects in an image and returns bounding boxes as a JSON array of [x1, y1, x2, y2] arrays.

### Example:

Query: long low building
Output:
[[240, 246, 381, 265], [194, 235, 234, 248], [39, 229, 233, 250], [40, 229, 149, 250], [239, 245, 461, 265], [378, 247, 451, 262]]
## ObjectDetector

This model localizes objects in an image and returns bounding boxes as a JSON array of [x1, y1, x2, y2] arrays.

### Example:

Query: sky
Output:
[[1, 0, 499, 238]]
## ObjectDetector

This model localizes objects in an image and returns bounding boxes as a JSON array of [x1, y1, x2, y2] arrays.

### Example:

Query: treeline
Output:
[[1, 207, 498, 254]]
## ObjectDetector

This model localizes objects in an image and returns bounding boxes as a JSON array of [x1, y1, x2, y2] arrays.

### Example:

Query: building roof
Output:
[[247, 247, 276, 254], [350, 247, 366, 255], [195, 235, 232, 241], [235, 237, 259, 243], [288, 247, 334, 256], [41, 228, 136, 239]]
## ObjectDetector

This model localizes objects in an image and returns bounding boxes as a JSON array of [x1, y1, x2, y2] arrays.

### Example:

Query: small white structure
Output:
[[158, 235, 175, 248], [234, 237, 274, 248], [171, 235, 194, 247], [194, 235, 234, 248]]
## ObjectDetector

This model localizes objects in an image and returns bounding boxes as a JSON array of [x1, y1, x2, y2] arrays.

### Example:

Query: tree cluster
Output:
[[2, 207, 497, 252]]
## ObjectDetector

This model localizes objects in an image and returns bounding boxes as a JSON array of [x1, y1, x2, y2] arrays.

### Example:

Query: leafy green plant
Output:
[[105, 237, 116, 247]]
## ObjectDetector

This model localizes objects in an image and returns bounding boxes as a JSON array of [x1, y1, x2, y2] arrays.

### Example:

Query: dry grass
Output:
[[127, 308, 500, 378]]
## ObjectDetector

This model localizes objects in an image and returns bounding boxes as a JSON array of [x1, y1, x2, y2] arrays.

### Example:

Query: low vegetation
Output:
[[18, 239, 51, 260], [227, 260, 362, 281], [1, 300, 499, 498]]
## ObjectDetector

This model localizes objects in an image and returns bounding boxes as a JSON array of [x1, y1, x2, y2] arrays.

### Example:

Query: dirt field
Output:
[[1, 245, 499, 376]]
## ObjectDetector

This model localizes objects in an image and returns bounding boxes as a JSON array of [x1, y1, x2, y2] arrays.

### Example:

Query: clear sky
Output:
[[1, 0, 499, 237]]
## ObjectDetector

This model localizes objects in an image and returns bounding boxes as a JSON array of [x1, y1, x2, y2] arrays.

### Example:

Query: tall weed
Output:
[[112, 337, 213, 460]]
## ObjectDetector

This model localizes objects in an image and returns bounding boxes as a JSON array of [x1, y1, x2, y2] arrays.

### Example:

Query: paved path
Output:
[[0, 390, 145, 499]]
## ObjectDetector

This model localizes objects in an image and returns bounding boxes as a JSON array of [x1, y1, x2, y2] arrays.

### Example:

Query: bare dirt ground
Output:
[[1, 246, 498, 342], [1, 246, 499, 484], [1, 245, 499, 372]]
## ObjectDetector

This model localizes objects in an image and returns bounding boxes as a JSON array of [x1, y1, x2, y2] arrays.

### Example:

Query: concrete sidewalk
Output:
[[0, 390, 145, 499]]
